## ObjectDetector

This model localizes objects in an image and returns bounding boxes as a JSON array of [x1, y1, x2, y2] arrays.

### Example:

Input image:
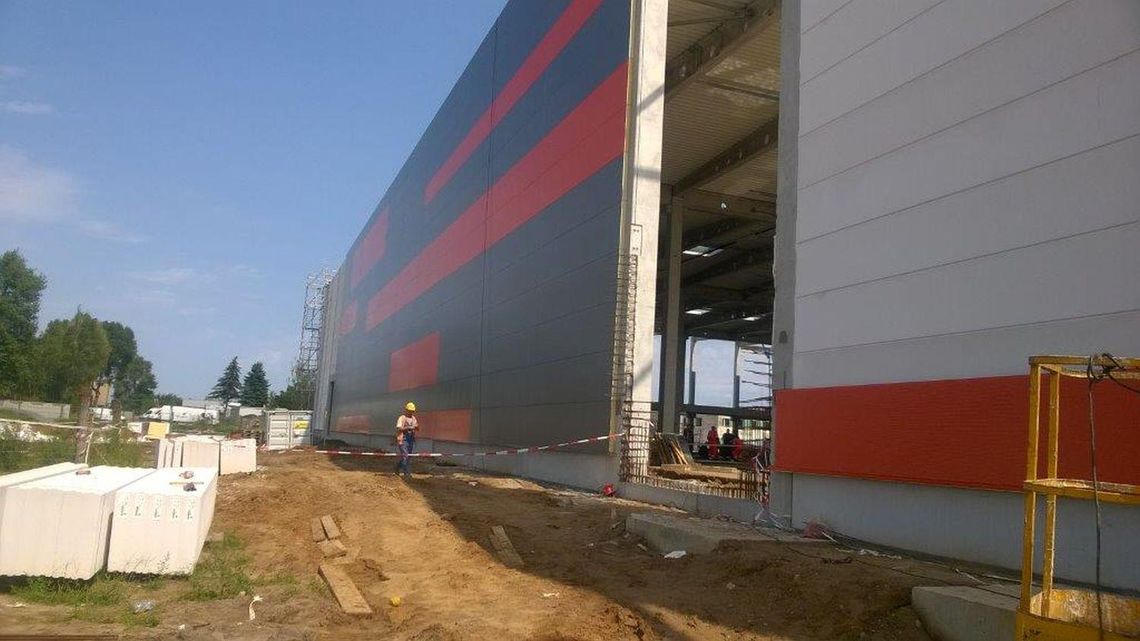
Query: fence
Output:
[[0, 399, 71, 422], [618, 408, 766, 502]]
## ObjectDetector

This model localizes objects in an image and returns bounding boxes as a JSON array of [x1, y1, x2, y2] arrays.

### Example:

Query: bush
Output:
[[187, 533, 254, 601]]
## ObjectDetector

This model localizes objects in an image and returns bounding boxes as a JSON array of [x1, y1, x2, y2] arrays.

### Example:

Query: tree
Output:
[[207, 357, 242, 406], [98, 321, 137, 394], [270, 365, 314, 410], [0, 250, 47, 398], [117, 356, 157, 414], [240, 362, 269, 407], [153, 392, 183, 407], [36, 311, 110, 460]]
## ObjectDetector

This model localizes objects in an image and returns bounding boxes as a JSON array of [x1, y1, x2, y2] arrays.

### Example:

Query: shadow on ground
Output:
[[326, 453, 962, 641]]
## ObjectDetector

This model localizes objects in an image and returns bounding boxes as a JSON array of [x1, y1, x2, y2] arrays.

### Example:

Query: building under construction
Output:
[[313, 0, 1140, 590]]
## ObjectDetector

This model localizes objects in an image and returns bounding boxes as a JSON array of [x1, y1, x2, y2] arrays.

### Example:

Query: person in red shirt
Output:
[[705, 426, 720, 460]]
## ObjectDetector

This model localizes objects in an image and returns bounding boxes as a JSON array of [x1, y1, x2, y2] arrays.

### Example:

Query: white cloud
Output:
[[79, 218, 149, 244], [0, 65, 26, 80], [0, 146, 77, 221], [2, 101, 53, 115], [129, 267, 199, 285]]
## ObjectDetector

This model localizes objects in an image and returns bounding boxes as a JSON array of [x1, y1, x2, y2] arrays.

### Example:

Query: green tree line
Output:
[[204, 357, 311, 410], [0, 250, 179, 418]]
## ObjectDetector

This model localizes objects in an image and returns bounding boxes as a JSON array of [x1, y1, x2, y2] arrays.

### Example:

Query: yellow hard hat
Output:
[[404, 402, 416, 412]]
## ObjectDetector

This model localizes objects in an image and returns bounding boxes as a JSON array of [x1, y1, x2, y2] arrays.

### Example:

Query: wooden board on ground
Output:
[[318, 538, 348, 558], [320, 514, 342, 539], [489, 525, 525, 568], [310, 517, 327, 542], [657, 463, 746, 483], [319, 563, 373, 616]]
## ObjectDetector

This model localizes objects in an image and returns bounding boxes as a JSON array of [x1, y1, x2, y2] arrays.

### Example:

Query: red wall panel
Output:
[[350, 208, 389, 289], [423, 0, 605, 205], [418, 409, 473, 442], [388, 333, 442, 393], [774, 375, 1140, 491]]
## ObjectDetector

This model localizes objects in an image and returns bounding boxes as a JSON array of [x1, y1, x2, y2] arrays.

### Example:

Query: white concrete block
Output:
[[180, 436, 221, 470], [0, 466, 154, 579], [107, 467, 218, 574], [0, 463, 88, 564], [219, 439, 256, 475]]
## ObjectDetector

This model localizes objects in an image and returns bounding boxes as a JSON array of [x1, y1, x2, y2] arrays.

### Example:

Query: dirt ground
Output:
[[0, 451, 987, 640]]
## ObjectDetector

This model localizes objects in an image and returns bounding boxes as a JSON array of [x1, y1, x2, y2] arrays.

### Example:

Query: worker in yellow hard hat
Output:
[[395, 401, 419, 478]]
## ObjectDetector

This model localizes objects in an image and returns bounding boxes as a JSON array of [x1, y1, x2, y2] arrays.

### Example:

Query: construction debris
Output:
[[310, 517, 327, 542], [489, 525, 525, 568], [318, 538, 348, 558], [320, 514, 342, 539], [319, 562, 373, 616]]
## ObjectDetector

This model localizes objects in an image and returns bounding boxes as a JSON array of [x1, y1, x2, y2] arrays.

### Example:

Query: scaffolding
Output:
[[296, 268, 334, 398], [1017, 354, 1140, 640]]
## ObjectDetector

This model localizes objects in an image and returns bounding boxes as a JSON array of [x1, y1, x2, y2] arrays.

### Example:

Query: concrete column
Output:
[[618, 0, 667, 419], [768, 0, 802, 522], [659, 196, 685, 434], [732, 341, 741, 408]]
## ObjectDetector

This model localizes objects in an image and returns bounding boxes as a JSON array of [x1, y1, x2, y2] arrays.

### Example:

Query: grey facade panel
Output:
[[317, 0, 632, 447]]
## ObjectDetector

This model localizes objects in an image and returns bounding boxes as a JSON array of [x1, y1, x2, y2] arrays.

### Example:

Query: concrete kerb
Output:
[[911, 584, 1021, 641], [626, 511, 825, 555]]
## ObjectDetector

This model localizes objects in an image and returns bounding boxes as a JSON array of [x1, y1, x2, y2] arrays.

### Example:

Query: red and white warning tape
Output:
[[314, 433, 618, 458]]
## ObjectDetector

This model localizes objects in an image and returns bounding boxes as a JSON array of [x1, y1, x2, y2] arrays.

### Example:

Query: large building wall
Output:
[[316, 0, 634, 449], [775, 0, 1140, 588]]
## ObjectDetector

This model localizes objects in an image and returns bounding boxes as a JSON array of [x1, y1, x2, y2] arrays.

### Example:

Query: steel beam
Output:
[[682, 244, 774, 288], [683, 218, 769, 250], [664, 0, 778, 101], [698, 77, 780, 102], [674, 117, 779, 194], [659, 196, 686, 435]]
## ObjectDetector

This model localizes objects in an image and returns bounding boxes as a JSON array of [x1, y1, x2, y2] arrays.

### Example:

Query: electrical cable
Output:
[[1084, 353, 1121, 640]]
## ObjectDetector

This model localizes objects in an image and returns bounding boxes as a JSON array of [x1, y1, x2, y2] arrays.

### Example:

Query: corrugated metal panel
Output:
[[666, 0, 755, 60], [317, 0, 632, 449], [662, 1, 780, 198]]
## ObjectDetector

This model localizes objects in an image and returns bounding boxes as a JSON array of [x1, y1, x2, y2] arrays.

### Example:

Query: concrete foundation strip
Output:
[[312, 433, 619, 457]]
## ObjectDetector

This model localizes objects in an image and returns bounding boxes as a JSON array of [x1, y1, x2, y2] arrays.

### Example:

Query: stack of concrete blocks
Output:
[[219, 439, 256, 474], [107, 467, 218, 574], [0, 466, 154, 579], [180, 435, 222, 469], [156, 437, 185, 468], [157, 436, 256, 475], [0, 463, 88, 563]]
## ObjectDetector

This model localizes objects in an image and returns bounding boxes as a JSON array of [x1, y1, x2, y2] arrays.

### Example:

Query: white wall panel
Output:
[[799, 0, 1140, 188], [797, 135, 1140, 296], [794, 309, 1140, 387], [799, 0, 1063, 134], [800, 0, 943, 82], [799, 49, 1140, 241], [796, 221, 1140, 353], [800, 0, 854, 33]]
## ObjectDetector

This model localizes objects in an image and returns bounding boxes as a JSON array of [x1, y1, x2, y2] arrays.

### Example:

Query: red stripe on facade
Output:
[[367, 62, 628, 330], [417, 409, 472, 442], [337, 302, 358, 336], [388, 332, 442, 392], [350, 207, 389, 289], [334, 415, 371, 434], [773, 375, 1140, 491], [423, 0, 605, 205]]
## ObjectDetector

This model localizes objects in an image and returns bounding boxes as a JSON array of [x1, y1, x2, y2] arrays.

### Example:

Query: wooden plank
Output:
[[318, 538, 348, 558], [310, 517, 327, 542], [319, 563, 372, 616], [320, 515, 342, 539], [489, 525, 524, 568]]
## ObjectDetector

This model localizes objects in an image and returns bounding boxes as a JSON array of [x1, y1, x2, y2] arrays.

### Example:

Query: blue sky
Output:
[[0, 1, 508, 396], [0, 0, 763, 408]]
